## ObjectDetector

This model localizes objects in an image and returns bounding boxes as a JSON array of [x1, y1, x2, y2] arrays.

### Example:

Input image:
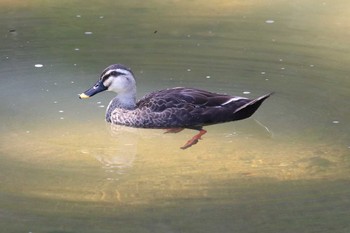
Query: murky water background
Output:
[[1, 0, 349, 232]]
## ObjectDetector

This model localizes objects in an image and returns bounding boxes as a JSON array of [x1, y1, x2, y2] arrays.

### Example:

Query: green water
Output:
[[1, 0, 349, 232]]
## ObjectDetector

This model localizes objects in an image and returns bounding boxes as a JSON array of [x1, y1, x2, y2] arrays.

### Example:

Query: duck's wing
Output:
[[136, 87, 250, 111], [132, 87, 271, 128]]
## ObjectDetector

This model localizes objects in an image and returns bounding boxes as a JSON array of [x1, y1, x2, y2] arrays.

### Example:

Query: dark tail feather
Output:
[[232, 93, 272, 121]]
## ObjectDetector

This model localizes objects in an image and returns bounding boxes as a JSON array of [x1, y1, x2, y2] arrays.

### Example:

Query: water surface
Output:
[[0, 0, 349, 232]]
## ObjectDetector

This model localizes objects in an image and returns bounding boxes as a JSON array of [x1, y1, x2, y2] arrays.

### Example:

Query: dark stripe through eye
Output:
[[100, 70, 123, 81]]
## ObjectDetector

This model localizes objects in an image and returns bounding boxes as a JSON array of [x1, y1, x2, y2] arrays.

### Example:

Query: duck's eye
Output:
[[111, 71, 118, 76]]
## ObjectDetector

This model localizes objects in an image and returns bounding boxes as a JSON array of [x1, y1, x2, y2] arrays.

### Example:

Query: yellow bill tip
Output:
[[79, 93, 90, 99]]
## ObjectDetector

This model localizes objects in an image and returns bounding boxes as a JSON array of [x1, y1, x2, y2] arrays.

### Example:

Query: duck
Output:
[[79, 64, 272, 149]]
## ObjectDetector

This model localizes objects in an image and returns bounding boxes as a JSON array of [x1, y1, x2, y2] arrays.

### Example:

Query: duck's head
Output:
[[79, 64, 136, 99]]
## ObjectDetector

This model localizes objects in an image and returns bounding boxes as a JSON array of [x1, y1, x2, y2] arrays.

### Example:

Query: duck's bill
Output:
[[79, 93, 90, 99], [79, 80, 107, 99]]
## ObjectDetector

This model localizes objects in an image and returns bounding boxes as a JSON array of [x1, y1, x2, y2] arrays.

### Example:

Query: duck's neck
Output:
[[105, 91, 136, 122]]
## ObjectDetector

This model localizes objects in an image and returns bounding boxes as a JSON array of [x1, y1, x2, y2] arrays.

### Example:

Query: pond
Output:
[[0, 0, 349, 232]]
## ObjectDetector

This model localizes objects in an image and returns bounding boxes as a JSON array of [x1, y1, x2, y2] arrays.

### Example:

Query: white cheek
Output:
[[108, 78, 128, 92]]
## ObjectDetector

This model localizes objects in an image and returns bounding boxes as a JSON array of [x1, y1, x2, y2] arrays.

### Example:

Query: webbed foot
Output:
[[180, 129, 207, 149]]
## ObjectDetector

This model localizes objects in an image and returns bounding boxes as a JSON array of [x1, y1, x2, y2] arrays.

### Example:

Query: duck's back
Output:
[[137, 87, 249, 111]]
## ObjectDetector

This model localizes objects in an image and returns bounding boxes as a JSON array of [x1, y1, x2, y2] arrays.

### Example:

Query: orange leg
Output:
[[181, 129, 207, 150], [164, 128, 184, 134]]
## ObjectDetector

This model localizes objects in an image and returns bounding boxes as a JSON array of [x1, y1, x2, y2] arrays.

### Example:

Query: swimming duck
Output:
[[79, 64, 271, 149]]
